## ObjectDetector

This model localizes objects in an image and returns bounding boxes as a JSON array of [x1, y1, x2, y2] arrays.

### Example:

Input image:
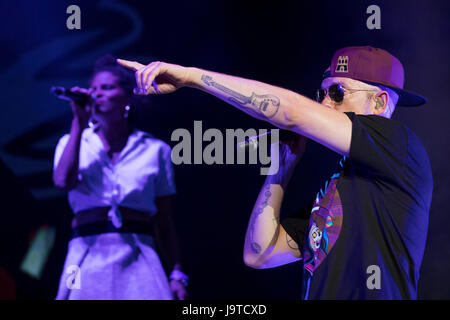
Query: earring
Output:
[[123, 105, 130, 119], [88, 118, 100, 131]]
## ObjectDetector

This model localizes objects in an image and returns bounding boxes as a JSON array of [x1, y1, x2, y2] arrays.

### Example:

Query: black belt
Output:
[[71, 220, 154, 239]]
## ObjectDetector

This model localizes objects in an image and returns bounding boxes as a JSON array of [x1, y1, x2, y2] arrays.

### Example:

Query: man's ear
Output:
[[373, 91, 388, 115]]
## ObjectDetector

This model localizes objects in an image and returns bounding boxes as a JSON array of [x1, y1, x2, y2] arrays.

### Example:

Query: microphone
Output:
[[50, 86, 93, 104], [237, 129, 297, 151]]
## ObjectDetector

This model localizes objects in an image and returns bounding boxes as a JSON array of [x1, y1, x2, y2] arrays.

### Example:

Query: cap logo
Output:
[[335, 56, 349, 73]]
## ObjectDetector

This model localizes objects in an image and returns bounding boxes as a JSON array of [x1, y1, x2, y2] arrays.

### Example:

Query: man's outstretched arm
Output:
[[117, 60, 352, 157]]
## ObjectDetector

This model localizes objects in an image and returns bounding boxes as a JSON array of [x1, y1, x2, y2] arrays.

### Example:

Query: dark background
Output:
[[0, 0, 449, 299]]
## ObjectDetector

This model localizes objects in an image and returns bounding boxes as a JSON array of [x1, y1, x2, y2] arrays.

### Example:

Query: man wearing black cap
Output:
[[118, 46, 433, 299]]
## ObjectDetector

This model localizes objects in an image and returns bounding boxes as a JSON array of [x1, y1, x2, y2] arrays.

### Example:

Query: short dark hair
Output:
[[91, 54, 136, 97], [91, 54, 152, 126]]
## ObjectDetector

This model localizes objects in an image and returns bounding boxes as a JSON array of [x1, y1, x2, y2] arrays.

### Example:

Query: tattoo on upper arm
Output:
[[285, 232, 299, 251], [201, 75, 280, 118], [250, 242, 262, 254], [249, 185, 273, 254]]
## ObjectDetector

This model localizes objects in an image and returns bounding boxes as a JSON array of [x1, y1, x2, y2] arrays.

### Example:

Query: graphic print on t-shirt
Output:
[[303, 160, 345, 276]]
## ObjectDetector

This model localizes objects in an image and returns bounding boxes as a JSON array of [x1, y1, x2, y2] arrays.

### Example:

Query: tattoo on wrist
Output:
[[201, 75, 280, 118]]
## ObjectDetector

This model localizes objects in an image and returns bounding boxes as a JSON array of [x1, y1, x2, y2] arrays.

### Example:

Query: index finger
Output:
[[116, 58, 146, 71], [70, 86, 89, 94]]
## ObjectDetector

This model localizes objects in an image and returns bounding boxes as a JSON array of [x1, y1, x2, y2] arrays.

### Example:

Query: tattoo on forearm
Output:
[[201, 75, 280, 118], [249, 185, 273, 254], [286, 232, 299, 251]]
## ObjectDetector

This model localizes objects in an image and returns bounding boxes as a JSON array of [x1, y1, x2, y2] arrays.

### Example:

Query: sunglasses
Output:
[[316, 83, 376, 103]]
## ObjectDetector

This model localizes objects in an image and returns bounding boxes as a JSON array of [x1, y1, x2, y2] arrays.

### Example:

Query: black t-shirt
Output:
[[281, 112, 433, 299]]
